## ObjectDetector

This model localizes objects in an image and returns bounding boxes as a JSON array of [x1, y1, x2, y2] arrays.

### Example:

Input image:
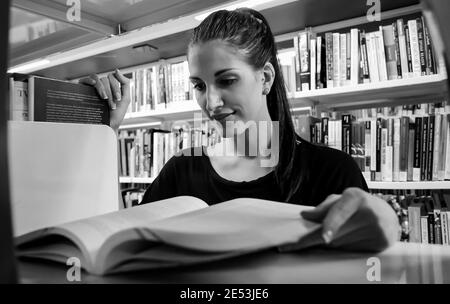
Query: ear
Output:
[[261, 62, 275, 95]]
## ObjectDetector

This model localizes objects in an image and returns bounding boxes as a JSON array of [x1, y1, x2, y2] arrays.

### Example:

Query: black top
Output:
[[141, 139, 368, 207]]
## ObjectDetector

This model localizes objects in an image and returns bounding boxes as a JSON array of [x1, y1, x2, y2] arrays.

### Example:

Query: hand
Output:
[[300, 187, 400, 252], [79, 69, 131, 131]]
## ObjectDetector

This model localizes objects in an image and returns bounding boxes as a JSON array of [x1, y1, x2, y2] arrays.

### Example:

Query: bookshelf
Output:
[[9, 1, 450, 194], [290, 74, 447, 109], [367, 181, 450, 190]]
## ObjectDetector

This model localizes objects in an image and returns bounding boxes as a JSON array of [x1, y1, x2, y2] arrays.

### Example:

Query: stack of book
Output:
[[294, 101, 450, 182], [290, 14, 443, 92], [118, 120, 221, 179], [372, 190, 450, 245], [125, 59, 193, 114]]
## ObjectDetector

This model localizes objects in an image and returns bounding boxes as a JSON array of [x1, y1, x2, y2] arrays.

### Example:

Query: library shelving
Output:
[[9, 0, 450, 197]]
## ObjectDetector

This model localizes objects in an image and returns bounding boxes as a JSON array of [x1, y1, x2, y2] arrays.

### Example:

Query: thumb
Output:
[[301, 194, 341, 222]]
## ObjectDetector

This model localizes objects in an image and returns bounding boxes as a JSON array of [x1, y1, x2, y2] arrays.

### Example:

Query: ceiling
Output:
[[9, 0, 421, 80]]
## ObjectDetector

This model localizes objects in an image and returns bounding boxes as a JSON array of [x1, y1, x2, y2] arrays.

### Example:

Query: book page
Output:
[[19, 196, 208, 266], [143, 198, 321, 252]]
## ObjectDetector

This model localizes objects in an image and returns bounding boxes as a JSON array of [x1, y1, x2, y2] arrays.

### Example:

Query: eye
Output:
[[192, 82, 205, 91], [219, 78, 237, 86]]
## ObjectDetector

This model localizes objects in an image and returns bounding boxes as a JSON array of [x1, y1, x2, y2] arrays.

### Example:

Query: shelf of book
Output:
[[367, 181, 450, 190], [120, 177, 155, 184], [118, 73, 447, 130], [290, 74, 448, 109]]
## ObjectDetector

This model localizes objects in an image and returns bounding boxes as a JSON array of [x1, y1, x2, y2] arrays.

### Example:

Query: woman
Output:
[[81, 8, 399, 252]]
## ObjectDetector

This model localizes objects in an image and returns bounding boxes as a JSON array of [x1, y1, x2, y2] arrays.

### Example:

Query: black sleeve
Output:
[[140, 156, 179, 204], [335, 154, 369, 193]]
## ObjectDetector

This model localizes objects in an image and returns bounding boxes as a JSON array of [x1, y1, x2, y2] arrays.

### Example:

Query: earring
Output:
[[263, 88, 270, 95]]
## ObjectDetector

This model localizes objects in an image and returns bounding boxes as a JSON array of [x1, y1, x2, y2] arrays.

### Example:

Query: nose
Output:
[[205, 86, 223, 113]]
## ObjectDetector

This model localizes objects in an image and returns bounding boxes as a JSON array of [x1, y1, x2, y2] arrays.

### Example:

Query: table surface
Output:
[[17, 242, 450, 284]]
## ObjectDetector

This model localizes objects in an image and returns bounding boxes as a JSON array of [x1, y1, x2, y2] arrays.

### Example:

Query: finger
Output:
[[108, 72, 121, 102], [114, 69, 130, 97], [79, 77, 96, 86], [300, 194, 341, 222], [321, 197, 360, 244], [89, 74, 108, 100], [100, 77, 116, 110]]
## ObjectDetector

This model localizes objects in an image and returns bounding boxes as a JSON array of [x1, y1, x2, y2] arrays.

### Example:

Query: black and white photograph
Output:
[[2, 0, 450, 290]]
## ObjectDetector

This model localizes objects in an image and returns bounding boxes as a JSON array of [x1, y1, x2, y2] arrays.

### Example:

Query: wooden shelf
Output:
[[290, 74, 448, 109], [120, 177, 155, 184], [367, 181, 450, 190]]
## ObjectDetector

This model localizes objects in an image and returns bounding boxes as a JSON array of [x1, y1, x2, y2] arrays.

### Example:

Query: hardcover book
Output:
[[28, 76, 110, 125]]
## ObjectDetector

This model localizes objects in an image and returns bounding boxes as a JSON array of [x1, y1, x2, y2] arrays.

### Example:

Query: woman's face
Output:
[[188, 40, 270, 136]]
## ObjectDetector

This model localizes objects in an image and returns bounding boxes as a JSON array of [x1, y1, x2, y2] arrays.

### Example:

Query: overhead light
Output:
[[8, 59, 51, 74], [194, 0, 277, 21]]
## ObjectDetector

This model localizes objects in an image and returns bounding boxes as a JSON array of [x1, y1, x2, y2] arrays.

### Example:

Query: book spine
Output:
[[342, 114, 352, 155], [325, 32, 334, 88], [293, 35, 302, 91], [399, 116, 409, 181], [310, 36, 317, 91], [370, 119, 377, 175], [376, 27, 388, 81], [421, 216, 429, 244], [407, 122, 415, 181], [427, 115, 435, 181], [381, 124, 389, 181], [299, 30, 311, 91], [367, 32, 380, 82], [428, 212, 435, 244], [407, 19, 421, 77], [332, 33, 341, 87], [322, 117, 329, 145], [339, 33, 347, 86], [397, 19, 409, 78], [408, 206, 421, 243], [434, 209, 442, 245], [350, 28, 360, 85], [346, 32, 352, 85], [432, 114, 441, 181], [420, 116, 428, 181], [441, 212, 448, 245], [446, 114, 450, 180], [392, 21, 402, 79], [393, 118, 400, 181], [404, 23, 414, 76], [360, 31, 371, 83], [422, 17, 436, 75], [364, 120, 371, 173], [416, 18, 427, 76], [316, 36, 324, 89], [375, 117, 382, 181], [382, 25, 399, 80]]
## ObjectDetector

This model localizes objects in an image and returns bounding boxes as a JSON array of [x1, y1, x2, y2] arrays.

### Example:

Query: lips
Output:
[[211, 111, 235, 121]]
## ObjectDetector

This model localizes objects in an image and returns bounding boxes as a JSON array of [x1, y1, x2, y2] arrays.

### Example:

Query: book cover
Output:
[[28, 76, 109, 125]]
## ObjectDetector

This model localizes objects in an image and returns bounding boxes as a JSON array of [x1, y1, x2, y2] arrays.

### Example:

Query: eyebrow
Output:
[[189, 68, 238, 81]]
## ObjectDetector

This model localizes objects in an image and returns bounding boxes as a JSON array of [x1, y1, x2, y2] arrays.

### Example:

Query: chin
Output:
[[221, 119, 255, 138]]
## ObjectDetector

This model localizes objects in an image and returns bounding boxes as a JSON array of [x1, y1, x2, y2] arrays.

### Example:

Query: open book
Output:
[[16, 196, 323, 275]]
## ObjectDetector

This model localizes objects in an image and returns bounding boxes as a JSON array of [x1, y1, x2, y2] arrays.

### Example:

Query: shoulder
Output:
[[164, 146, 209, 171], [297, 139, 357, 168]]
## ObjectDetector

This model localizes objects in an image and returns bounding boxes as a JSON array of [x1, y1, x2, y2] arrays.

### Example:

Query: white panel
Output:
[[8, 121, 119, 236]]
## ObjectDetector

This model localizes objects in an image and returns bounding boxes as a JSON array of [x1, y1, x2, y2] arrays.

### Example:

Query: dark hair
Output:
[[188, 8, 305, 202]]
